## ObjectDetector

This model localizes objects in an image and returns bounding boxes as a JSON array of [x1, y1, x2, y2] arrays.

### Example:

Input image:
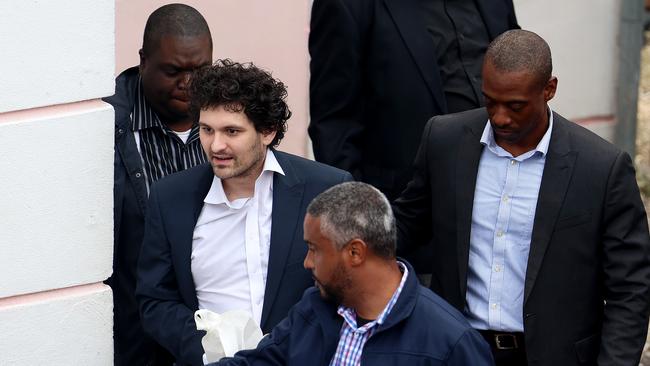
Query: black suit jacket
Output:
[[393, 108, 650, 365], [308, 0, 518, 199], [136, 151, 353, 366]]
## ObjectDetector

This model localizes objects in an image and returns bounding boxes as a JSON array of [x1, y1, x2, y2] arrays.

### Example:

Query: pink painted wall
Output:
[[115, 0, 311, 157]]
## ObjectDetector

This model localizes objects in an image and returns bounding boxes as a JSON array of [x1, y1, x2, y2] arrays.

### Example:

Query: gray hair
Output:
[[485, 29, 552, 89], [307, 182, 396, 258]]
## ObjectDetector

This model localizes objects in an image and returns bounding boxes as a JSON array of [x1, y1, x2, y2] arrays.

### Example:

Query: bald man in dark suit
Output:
[[393, 30, 650, 366]]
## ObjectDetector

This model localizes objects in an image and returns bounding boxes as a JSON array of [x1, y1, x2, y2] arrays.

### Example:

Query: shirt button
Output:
[[496, 230, 504, 237], [491, 303, 498, 310], [494, 265, 501, 272], [502, 195, 509, 202], [135, 172, 142, 178], [510, 160, 517, 165]]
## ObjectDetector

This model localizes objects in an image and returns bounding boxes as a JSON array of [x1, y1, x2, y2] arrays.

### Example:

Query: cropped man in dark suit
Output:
[[136, 60, 353, 366], [308, 0, 518, 200], [393, 30, 650, 365], [104, 4, 212, 365]]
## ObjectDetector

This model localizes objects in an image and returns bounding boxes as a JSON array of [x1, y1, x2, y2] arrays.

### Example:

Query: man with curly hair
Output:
[[136, 59, 353, 366]]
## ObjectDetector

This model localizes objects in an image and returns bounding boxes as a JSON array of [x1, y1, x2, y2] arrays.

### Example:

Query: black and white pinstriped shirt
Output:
[[131, 78, 207, 193]]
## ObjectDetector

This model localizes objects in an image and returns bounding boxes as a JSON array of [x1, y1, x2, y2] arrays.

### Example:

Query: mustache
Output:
[[210, 150, 234, 159]]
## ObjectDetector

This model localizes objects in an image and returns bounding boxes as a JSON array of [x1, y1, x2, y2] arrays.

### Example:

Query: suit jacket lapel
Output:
[[383, 0, 447, 113], [115, 128, 148, 215], [456, 120, 484, 300], [261, 152, 305, 329], [169, 164, 214, 310], [112, 67, 148, 215], [524, 115, 576, 305]]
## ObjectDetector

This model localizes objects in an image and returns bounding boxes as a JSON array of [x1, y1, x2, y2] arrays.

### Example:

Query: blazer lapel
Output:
[[113, 68, 148, 215], [456, 121, 484, 299], [524, 115, 576, 305], [115, 128, 148, 215], [260, 152, 305, 329], [383, 0, 447, 113], [169, 164, 214, 310]]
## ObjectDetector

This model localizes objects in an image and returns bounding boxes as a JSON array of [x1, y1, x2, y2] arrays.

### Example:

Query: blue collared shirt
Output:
[[465, 111, 554, 332]]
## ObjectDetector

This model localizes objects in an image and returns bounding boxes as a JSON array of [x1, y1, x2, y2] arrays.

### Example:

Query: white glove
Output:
[[195, 309, 264, 363]]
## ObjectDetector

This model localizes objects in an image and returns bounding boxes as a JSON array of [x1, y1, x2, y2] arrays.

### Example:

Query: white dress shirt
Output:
[[191, 149, 283, 326], [465, 111, 554, 332]]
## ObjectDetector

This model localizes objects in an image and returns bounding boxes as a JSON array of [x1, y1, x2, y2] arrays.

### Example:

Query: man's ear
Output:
[[544, 76, 558, 102], [261, 130, 277, 147], [346, 239, 367, 267]]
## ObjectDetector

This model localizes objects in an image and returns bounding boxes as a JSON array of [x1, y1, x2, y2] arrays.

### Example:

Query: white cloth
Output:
[[195, 309, 264, 363], [191, 149, 284, 326]]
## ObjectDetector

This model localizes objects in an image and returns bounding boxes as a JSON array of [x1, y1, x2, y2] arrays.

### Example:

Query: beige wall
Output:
[[116, 0, 312, 157], [514, 0, 618, 120]]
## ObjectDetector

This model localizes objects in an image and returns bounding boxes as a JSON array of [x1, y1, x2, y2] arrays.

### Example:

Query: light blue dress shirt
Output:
[[465, 111, 554, 332]]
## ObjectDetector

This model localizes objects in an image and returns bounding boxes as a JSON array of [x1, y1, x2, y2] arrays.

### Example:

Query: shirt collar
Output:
[[480, 107, 554, 158], [336, 261, 409, 330], [263, 148, 285, 177], [204, 149, 285, 207]]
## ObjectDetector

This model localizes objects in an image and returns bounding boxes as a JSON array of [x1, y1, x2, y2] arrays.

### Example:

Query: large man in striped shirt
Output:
[[211, 182, 493, 366], [103, 4, 213, 365]]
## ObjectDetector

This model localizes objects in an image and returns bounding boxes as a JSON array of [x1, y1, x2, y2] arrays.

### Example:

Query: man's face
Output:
[[139, 34, 212, 125], [199, 105, 276, 183], [481, 60, 557, 155], [303, 214, 351, 304]]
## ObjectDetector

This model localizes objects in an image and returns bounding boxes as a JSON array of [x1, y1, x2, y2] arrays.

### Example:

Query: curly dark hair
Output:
[[190, 59, 291, 147]]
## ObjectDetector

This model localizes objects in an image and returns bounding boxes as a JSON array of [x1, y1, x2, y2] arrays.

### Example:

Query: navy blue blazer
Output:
[[213, 261, 493, 366], [136, 151, 352, 366]]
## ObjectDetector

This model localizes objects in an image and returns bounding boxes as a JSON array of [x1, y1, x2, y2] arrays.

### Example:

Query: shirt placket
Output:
[[244, 178, 265, 325], [488, 157, 519, 329], [341, 312, 372, 366]]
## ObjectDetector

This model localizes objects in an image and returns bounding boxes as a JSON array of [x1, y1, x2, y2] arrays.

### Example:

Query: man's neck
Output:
[[221, 155, 267, 201], [349, 260, 403, 321], [163, 118, 194, 132], [222, 176, 256, 202], [495, 108, 550, 157]]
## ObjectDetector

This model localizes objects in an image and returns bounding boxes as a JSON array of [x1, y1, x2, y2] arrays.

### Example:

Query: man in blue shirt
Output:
[[211, 182, 493, 365], [393, 29, 650, 366]]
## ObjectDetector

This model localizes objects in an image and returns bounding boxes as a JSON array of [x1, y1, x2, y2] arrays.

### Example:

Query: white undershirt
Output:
[[191, 149, 283, 326], [171, 128, 192, 143]]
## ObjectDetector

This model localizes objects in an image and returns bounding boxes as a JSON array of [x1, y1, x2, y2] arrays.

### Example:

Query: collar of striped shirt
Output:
[[329, 261, 408, 366], [130, 77, 206, 191]]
